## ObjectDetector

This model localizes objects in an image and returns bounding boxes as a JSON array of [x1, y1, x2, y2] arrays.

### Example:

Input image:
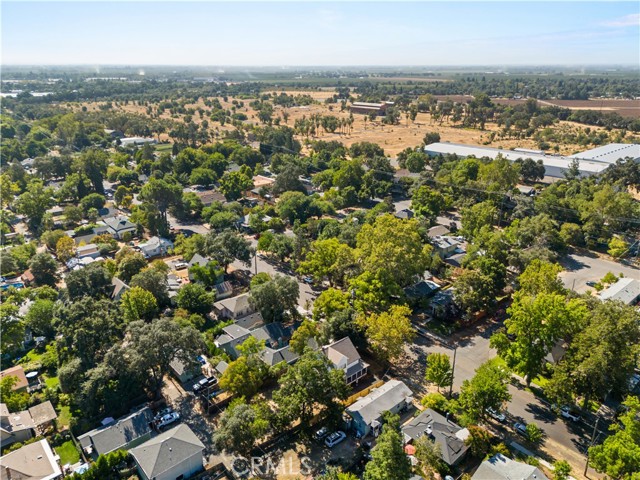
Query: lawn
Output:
[[44, 375, 59, 389], [56, 405, 72, 429], [55, 440, 80, 465]]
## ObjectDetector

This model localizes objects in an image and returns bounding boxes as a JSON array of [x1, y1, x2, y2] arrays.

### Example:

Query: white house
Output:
[[103, 216, 137, 239], [129, 424, 204, 480], [346, 380, 413, 437], [138, 237, 173, 258], [322, 337, 369, 386], [0, 439, 62, 480]]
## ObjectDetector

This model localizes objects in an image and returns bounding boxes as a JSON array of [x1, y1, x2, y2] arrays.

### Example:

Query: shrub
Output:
[[420, 392, 450, 412]]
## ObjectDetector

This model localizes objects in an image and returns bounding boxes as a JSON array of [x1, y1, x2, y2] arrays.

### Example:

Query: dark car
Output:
[[513, 422, 527, 436]]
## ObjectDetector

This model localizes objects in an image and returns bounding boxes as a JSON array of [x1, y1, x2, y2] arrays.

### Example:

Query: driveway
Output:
[[559, 251, 639, 293]]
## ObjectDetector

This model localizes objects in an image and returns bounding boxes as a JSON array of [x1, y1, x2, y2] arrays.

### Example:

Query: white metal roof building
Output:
[[598, 277, 640, 306], [423, 142, 637, 179], [569, 143, 640, 164]]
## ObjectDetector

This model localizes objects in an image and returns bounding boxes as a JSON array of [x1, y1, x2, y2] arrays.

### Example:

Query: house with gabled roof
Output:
[[77, 406, 155, 458], [0, 439, 62, 480], [129, 424, 204, 480], [103, 216, 137, 239], [402, 409, 469, 466], [346, 380, 413, 437], [322, 337, 369, 386]]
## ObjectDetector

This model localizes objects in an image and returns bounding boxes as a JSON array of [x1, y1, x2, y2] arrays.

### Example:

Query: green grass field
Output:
[[55, 440, 80, 465], [44, 375, 59, 389], [56, 405, 72, 429], [154, 143, 173, 153]]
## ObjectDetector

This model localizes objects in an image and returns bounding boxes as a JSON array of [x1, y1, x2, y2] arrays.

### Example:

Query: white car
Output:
[[560, 406, 581, 422], [174, 261, 188, 270], [324, 431, 346, 448], [156, 412, 180, 428]]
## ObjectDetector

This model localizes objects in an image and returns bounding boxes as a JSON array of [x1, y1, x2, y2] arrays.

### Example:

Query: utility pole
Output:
[[448, 346, 457, 399], [583, 415, 600, 477]]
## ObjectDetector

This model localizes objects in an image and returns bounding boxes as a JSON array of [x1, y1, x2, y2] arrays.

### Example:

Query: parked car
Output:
[[314, 427, 329, 441], [560, 406, 581, 422], [174, 261, 188, 270], [513, 422, 528, 436], [194, 377, 217, 394], [196, 355, 207, 365], [303, 276, 314, 284], [586, 281, 597, 287], [486, 407, 507, 423], [155, 412, 180, 428], [154, 407, 173, 421], [325, 431, 347, 448]]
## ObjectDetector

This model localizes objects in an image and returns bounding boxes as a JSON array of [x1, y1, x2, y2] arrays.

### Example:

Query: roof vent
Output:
[[37, 455, 43, 460]]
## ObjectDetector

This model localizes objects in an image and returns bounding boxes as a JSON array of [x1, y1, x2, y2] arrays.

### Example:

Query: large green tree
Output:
[[491, 293, 588, 385], [273, 349, 348, 427], [121, 286, 158, 322], [363, 415, 412, 480], [550, 302, 640, 408], [249, 274, 299, 323], [122, 318, 206, 394], [16, 180, 54, 232], [356, 214, 428, 287], [29, 252, 58, 286], [357, 305, 415, 363], [424, 353, 453, 394], [176, 283, 214, 315], [212, 400, 270, 456], [205, 230, 253, 272], [589, 395, 640, 479], [457, 358, 512, 423], [298, 238, 356, 287]]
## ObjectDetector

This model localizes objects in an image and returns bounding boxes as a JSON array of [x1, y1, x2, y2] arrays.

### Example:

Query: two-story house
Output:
[[322, 337, 369, 386]]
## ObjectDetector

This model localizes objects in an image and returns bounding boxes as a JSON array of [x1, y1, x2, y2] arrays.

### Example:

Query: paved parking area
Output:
[[559, 251, 639, 293]]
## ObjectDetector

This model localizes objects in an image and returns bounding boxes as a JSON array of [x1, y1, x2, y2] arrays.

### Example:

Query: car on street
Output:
[[513, 422, 528, 437], [314, 427, 329, 441], [560, 406, 581, 422], [155, 412, 180, 428], [486, 407, 507, 423], [325, 431, 347, 448]]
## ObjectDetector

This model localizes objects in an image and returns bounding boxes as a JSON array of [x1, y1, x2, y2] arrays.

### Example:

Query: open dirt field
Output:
[[538, 98, 640, 118], [75, 90, 634, 157]]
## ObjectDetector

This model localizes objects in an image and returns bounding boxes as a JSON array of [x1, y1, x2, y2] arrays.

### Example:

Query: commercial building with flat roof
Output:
[[423, 142, 639, 179], [570, 143, 640, 164]]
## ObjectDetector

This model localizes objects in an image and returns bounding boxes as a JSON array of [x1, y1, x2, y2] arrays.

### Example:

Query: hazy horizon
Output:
[[2, 1, 639, 67]]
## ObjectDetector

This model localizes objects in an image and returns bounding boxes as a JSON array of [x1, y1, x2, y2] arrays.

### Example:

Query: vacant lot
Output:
[[75, 90, 635, 157]]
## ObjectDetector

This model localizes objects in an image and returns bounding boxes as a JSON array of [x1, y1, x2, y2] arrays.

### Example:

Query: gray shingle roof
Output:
[[472, 453, 549, 480], [78, 406, 154, 456], [130, 424, 204, 479], [347, 380, 413, 427], [402, 409, 469, 466]]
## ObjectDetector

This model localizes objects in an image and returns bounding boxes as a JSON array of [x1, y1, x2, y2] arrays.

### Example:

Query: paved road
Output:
[[559, 251, 639, 294], [230, 237, 317, 312], [401, 319, 604, 475]]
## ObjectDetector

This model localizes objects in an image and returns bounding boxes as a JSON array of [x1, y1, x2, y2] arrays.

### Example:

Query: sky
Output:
[[2, 1, 639, 66]]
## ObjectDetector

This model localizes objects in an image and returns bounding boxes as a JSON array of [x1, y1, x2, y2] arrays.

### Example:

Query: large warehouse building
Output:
[[424, 142, 639, 180]]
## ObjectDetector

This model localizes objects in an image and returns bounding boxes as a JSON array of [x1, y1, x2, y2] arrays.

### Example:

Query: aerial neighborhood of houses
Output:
[[1, 63, 640, 480]]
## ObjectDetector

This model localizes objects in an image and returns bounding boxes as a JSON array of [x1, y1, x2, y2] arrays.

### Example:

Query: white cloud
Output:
[[601, 13, 640, 28]]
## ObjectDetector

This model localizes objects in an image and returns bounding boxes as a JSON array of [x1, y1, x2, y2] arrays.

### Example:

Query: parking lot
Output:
[[559, 251, 639, 293]]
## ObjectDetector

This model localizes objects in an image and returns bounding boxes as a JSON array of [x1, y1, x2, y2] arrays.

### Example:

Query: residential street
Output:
[[230, 236, 317, 312], [401, 319, 606, 477]]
